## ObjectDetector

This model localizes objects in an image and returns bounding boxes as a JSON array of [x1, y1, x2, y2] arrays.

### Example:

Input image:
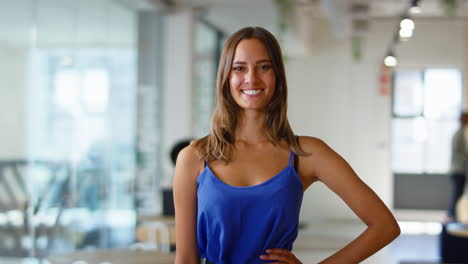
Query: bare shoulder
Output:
[[296, 136, 351, 184], [293, 136, 337, 188], [297, 136, 332, 155], [175, 143, 204, 179], [297, 135, 359, 185], [177, 143, 200, 163], [297, 136, 346, 165]]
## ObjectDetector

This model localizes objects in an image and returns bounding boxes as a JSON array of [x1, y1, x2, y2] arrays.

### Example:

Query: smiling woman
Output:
[[173, 26, 400, 264], [229, 38, 276, 110]]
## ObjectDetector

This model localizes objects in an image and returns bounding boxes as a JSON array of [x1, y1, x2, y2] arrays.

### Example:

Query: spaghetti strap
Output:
[[293, 153, 298, 172], [288, 151, 294, 166], [293, 135, 300, 172]]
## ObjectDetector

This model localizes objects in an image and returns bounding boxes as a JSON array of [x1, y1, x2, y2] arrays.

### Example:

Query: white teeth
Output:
[[242, 89, 262, 95]]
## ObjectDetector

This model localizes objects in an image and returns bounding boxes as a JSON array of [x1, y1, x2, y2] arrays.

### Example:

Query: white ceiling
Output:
[[178, 0, 468, 56], [2, 0, 466, 48], [131, 0, 468, 37], [152, 0, 468, 18]]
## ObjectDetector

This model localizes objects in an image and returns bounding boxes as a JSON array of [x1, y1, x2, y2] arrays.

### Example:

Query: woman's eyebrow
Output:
[[256, 59, 272, 64], [232, 59, 272, 64]]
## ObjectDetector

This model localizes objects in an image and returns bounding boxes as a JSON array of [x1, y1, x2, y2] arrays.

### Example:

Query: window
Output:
[[392, 69, 462, 174], [27, 48, 137, 250], [193, 21, 223, 137], [0, 0, 138, 256]]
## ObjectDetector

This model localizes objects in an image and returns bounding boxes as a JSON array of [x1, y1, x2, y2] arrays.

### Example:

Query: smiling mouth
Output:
[[241, 89, 264, 95]]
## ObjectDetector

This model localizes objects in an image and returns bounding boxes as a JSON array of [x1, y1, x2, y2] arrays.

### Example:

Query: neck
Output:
[[235, 110, 269, 144]]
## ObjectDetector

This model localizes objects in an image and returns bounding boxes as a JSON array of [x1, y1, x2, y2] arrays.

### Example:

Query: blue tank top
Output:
[[197, 152, 304, 264]]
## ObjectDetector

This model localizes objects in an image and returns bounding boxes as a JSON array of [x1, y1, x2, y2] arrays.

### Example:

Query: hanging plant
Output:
[[352, 35, 363, 62], [272, 0, 292, 41], [442, 0, 458, 17]]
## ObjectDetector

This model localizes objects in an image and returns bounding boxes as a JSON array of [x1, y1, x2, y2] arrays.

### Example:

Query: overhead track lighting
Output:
[[399, 17, 414, 40], [383, 0, 418, 67], [384, 51, 397, 67], [400, 18, 415, 31], [409, 0, 421, 14]]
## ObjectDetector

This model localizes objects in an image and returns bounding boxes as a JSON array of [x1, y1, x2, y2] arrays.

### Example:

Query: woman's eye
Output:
[[259, 65, 271, 70], [232, 66, 244, 71]]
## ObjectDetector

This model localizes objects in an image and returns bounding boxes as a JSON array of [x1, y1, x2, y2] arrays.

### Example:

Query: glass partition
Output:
[[193, 21, 222, 137], [0, 0, 138, 261]]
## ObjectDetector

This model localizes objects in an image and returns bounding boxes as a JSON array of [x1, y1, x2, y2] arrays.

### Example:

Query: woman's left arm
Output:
[[261, 136, 400, 264], [301, 136, 400, 263]]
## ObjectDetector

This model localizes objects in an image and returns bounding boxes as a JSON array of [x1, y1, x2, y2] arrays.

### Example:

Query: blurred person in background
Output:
[[446, 112, 468, 222]]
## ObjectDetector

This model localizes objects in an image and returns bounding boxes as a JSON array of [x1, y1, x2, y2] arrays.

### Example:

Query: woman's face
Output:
[[229, 38, 276, 111]]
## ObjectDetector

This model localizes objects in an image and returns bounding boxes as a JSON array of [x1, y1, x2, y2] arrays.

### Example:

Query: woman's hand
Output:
[[259, 248, 302, 264]]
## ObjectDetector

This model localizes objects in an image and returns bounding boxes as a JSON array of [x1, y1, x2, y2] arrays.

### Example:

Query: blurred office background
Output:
[[0, 0, 467, 263]]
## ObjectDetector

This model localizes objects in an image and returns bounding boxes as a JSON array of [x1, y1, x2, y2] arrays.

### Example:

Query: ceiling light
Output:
[[409, 6, 421, 14], [400, 18, 415, 30], [399, 27, 413, 39], [409, 0, 421, 14], [384, 52, 397, 67]]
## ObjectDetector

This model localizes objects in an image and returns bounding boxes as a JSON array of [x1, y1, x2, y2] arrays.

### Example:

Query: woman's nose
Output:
[[245, 69, 258, 84]]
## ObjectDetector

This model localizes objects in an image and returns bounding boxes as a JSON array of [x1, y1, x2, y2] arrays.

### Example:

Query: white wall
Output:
[[465, 24, 468, 112], [161, 9, 195, 184], [395, 19, 465, 69], [286, 18, 466, 221], [286, 19, 392, 221]]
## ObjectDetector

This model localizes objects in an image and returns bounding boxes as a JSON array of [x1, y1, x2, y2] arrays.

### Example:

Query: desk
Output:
[[136, 215, 175, 251], [47, 249, 175, 264]]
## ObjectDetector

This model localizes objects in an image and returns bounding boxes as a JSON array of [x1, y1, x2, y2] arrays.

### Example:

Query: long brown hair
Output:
[[193, 26, 308, 162]]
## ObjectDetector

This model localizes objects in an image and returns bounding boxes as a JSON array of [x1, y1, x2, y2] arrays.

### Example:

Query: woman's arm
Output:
[[300, 136, 400, 264], [173, 145, 202, 264]]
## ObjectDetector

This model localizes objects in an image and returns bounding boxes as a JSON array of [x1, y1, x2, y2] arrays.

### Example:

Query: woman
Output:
[[173, 26, 400, 264]]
